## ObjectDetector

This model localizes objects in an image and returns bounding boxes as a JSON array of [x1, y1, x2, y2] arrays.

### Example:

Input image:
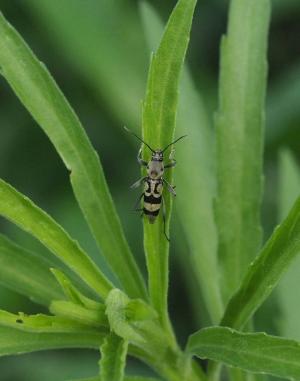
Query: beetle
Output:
[[125, 127, 186, 241]]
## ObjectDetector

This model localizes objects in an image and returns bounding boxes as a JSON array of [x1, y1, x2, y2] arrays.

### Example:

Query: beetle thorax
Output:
[[147, 150, 164, 179]]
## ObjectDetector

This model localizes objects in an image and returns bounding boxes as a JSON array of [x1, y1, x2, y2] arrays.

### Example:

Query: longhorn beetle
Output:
[[125, 127, 186, 241]]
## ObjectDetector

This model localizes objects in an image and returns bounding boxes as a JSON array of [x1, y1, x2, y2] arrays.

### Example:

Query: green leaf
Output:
[[277, 150, 300, 341], [68, 376, 162, 381], [0, 309, 103, 334], [51, 268, 103, 310], [221, 195, 300, 330], [0, 234, 63, 306], [142, 0, 197, 334], [0, 10, 146, 300], [187, 326, 300, 380], [68, 378, 100, 381], [50, 300, 108, 328], [140, 0, 223, 325], [99, 333, 128, 381], [0, 325, 105, 356], [215, 0, 271, 303], [0, 178, 112, 299], [124, 378, 163, 381], [26, 0, 147, 128]]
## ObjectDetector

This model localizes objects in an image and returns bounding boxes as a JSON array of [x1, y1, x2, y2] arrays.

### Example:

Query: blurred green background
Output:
[[0, 0, 300, 380]]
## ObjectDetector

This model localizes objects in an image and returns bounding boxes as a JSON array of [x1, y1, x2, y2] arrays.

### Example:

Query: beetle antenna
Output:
[[162, 135, 187, 153], [124, 126, 155, 153]]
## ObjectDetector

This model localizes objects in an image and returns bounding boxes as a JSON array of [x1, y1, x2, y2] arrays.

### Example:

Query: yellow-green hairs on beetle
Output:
[[125, 127, 187, 241]]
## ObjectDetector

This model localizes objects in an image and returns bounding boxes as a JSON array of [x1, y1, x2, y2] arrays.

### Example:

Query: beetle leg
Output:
[[161, 195, 170, 242], [130, 177, 147, 189], [137, 147, 148, 167], [163, 178, 176, 197]]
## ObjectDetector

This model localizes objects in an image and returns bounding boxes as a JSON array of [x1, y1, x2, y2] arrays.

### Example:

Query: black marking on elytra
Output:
[[16, 319, 23, 324], [154, 182, 162, 195], [144, 194, 162, 204], [145, 181, 151, 192]]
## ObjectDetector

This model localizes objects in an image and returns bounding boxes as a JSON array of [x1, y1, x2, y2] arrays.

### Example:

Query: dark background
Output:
[[0, 1, 299, 380]]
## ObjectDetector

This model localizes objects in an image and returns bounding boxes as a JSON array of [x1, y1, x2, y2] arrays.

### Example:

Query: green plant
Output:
[[1, 0, 300, 380]]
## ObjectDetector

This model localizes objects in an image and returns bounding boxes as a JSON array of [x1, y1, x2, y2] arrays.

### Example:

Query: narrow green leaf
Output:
[[142, 0, 197, 334], [68, 377, 162, 381], [221, 195, 300, 330], [50, 300, 108, 328], [51, 268, 103, 310], [68, 378, 99, 381], [215, 0, 271, 303], [124, 378, 162, 381], [140, 0, 223, 324], [0, 178, 113, 299], [99, 333, 128, 381], [0, 309, 103, 334], [187, 327, 300, 380], [0, 234, 63, 306], [0, 10, 146, 300], [27, 0, 147, 127], [277, 150, 300, 340], [0, 325, 105, 356]]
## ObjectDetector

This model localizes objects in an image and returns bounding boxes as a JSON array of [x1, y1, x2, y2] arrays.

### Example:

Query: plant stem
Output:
[[136, 347, 207, 381], [207, 362, 221, 381], [156, 353, 207, 381]]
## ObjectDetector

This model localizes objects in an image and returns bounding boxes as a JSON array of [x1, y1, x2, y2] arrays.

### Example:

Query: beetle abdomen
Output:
[[143, 194, 161, 223], [143, 206, 160, 223], [143, 178, 162, 223]]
